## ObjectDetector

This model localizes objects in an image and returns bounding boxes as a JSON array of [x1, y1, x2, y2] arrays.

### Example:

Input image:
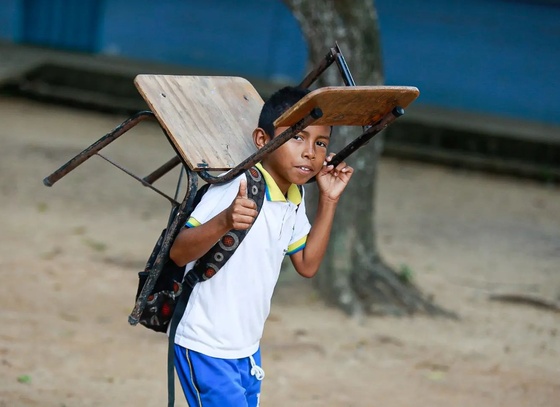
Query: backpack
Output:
[[134, 166, 266, 333]]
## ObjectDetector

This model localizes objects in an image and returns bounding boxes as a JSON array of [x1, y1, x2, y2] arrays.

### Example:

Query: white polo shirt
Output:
[[174, 164, 311, 359]]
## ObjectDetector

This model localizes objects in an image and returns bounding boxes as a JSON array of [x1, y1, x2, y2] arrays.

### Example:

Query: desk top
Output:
[[275, 86, 419, 127], [135, 75, 419, 171], [135, 75, 262, 171]]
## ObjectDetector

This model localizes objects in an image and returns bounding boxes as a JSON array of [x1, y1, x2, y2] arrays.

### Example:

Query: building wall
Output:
[[376, 0, 560, 125], [98, 0, 305, 83], [0, 0, 558, 125], [18, 0, 103, 52], [0, 0, 21, 40]]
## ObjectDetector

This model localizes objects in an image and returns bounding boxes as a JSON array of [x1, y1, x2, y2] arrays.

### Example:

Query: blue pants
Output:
[[174, 344, 264, 407]]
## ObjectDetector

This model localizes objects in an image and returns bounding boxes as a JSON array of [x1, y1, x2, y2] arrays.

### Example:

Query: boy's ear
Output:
[[252, 128, 271, 149]]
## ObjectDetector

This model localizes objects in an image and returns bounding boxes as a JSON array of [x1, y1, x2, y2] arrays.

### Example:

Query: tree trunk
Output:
[[283, 0, 453, 318]]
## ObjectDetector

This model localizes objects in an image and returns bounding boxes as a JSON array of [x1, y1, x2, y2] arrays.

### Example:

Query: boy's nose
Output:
[[302, 143, 316, 159]]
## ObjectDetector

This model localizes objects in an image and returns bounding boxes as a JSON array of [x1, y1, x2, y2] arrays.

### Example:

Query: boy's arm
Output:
[[170, 179, 258, 267], [290, 156, 353, 278]]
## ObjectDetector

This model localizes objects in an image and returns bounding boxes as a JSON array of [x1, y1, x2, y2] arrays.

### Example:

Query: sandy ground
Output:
[[0, 96, 559, 407]]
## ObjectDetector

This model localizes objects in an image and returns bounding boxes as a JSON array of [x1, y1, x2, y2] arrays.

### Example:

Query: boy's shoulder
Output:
[[190, 170, 263, 224], [198, 172, 246, 202]]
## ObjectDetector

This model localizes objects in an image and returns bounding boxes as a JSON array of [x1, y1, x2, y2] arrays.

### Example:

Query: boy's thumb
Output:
[[238, 178, 248, 198]]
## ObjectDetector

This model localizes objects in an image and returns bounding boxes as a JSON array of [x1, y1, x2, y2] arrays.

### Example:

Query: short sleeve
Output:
[[286, 188, 311, 255], [186, 174, 245, 227]]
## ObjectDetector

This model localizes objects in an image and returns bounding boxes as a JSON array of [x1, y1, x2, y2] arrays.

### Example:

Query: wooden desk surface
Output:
[[135, 75, 262, 171], [135, 75, 419, 171], [275, 86, 419, 128]]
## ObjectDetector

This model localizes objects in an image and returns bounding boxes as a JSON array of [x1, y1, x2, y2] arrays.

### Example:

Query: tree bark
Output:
[[283, 0, 454, 318]]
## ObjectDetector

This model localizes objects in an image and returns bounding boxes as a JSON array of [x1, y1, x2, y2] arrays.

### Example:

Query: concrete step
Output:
[[384, 105, 560, 182], [0, 41, 283, 111]]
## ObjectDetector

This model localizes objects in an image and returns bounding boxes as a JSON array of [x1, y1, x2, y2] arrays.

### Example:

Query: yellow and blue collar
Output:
[[255, 163, 302, 205]]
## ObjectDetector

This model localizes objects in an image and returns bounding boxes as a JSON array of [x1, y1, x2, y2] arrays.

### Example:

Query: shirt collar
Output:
[[255, 163, 302, 205]]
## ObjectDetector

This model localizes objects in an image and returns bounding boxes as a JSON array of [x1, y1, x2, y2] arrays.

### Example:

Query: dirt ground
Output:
[[0, 96, 558, 407]]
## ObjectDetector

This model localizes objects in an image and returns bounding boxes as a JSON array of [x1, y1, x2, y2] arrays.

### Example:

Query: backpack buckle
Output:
[[183, 271, 199, 289]]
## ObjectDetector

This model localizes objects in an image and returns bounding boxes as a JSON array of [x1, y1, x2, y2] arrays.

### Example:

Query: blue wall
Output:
[[1, 0, 559, 125], [20, 0, 103, 52], [376, 0, 560, 124], [98, 0, 305, 83], [0, 0, 21, 40]]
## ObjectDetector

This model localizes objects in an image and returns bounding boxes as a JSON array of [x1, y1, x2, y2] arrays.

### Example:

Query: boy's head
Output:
[[253, 86, 332, 192], [258, 86, 311, 138]]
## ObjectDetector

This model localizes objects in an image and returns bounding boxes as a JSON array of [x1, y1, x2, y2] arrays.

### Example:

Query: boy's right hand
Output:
[[225, 178, 258, 230]]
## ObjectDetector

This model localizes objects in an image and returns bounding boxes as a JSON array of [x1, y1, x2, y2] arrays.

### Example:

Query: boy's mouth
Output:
[[296, 166, 313, 173]]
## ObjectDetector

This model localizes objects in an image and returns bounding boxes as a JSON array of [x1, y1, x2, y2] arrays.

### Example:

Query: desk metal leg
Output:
[[329, 107, 405, 168], [128, 166, 198, 326], [43, 110, 155, 187]]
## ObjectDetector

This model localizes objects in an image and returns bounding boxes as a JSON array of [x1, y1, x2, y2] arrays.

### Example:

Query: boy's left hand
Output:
[[315, 153, 354, 202]]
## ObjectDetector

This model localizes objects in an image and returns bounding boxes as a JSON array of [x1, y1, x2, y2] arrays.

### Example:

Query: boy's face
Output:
[[259, 124, 331, 192]]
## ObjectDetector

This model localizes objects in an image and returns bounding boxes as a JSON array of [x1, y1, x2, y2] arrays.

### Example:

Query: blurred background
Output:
[[0, 1, 559, 406], [1, 0, 559, 179]]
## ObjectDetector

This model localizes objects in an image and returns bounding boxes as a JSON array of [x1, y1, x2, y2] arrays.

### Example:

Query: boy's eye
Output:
[[292, 134, 304, 141], [316, 141, 328, 148]]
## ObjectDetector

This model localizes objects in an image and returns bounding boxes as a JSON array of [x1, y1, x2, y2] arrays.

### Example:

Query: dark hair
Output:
[[258, 86, 310, 138]]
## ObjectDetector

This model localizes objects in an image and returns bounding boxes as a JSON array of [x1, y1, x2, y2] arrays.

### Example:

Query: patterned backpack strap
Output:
[[187, 166, 266, 285]]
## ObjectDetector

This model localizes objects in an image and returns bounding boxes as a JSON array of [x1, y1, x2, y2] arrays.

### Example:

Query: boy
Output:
[[169, 86, 353, 406]]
